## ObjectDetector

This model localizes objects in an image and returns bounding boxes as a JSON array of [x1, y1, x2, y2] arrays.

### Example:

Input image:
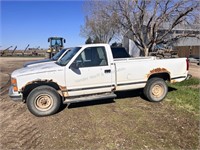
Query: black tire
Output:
[[27, 86, 61, 117], [144, 78, 168, 102]]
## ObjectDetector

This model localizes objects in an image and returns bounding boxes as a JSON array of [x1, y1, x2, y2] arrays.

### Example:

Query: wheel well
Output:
[[148, 72, 170, 81], [22, 81, 60, 100]]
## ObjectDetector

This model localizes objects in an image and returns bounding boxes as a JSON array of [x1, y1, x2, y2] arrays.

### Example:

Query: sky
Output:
[[1, 0, 86, 50]]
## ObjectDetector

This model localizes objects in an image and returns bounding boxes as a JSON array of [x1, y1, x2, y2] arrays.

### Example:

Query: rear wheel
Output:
[[144, 78, 168, 102], [27, 86, 61, 116]]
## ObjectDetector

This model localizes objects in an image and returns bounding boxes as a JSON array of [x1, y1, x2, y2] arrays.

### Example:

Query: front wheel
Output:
[[144, 78, 168, 102], [27, 86, 61, 117]]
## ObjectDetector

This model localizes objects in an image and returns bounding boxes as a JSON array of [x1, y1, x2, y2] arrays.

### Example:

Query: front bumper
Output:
[[8, 86, 23, 101]]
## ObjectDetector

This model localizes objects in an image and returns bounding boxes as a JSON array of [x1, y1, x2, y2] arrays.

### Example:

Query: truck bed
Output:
[[114, 57, 188, 91]]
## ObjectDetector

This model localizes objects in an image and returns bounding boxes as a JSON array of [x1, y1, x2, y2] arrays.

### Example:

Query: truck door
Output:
[[65, 46, 113, 96]]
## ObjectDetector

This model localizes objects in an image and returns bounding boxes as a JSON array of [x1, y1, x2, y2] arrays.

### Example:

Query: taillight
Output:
[[186, 58, 189, 71]]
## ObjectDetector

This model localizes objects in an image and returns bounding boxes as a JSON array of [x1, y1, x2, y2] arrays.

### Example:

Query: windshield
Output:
[[57, 47, 81, 66], [52, 49, 67, 60], [51, 39, 62, 46]]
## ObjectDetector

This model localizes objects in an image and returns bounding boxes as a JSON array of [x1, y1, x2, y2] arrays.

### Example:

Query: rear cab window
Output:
[[111, 47, 130, 58]]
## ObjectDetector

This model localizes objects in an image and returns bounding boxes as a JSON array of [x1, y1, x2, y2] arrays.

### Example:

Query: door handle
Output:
[[104, 69, 111, 73]]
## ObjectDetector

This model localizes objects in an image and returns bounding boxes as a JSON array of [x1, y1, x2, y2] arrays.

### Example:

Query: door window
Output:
[[74, 47, 108, 68]]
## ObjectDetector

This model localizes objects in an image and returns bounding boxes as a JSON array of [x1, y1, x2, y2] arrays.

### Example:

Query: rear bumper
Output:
[[170, 74, 190, 83], [8, 86, 23, 101]]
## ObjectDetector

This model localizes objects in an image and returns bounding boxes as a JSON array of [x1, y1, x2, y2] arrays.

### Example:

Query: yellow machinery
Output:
[[47, 37, 66, 58]]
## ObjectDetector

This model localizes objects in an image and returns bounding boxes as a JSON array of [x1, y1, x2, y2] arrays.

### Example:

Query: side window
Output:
[[74, 47, 108, 68]]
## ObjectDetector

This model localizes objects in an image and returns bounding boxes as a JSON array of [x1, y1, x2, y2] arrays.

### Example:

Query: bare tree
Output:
[[83, 0, 199, 56], [80, 1, 119, 43]]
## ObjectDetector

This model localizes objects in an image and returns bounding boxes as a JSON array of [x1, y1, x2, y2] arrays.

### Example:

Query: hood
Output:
[[24, 59, 52, 67], [12, 62, 64, 77]]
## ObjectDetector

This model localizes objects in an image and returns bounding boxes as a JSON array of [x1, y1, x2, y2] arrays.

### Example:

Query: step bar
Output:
[[63, 93, 116, 104]]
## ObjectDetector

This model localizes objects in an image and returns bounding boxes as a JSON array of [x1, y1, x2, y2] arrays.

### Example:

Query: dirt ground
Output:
[[0, 57, 199, 150], [189, 63, 200, 79]]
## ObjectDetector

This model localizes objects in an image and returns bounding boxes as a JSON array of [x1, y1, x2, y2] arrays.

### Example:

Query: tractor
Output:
[[46, 37, 66, 58]]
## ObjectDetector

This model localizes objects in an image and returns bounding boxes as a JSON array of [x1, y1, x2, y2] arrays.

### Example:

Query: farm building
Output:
[[123, 24, 200, 58]]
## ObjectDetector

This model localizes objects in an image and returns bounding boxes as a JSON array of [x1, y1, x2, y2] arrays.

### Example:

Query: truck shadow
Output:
[[61, 87, 177, 110], [115, 89, 144, 100], [168, 86, 177, 92], [67, 98, 115, 109]]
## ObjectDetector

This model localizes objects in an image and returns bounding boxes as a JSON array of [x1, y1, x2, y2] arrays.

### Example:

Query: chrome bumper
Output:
[[8, 86, 23, 101]]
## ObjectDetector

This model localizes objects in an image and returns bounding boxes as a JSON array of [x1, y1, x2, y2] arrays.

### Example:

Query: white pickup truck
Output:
[[9, 44, 189, 116]]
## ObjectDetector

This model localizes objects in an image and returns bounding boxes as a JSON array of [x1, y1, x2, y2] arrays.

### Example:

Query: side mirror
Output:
[[64, 39, 66, 43], [70, 62, 79, 69]]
